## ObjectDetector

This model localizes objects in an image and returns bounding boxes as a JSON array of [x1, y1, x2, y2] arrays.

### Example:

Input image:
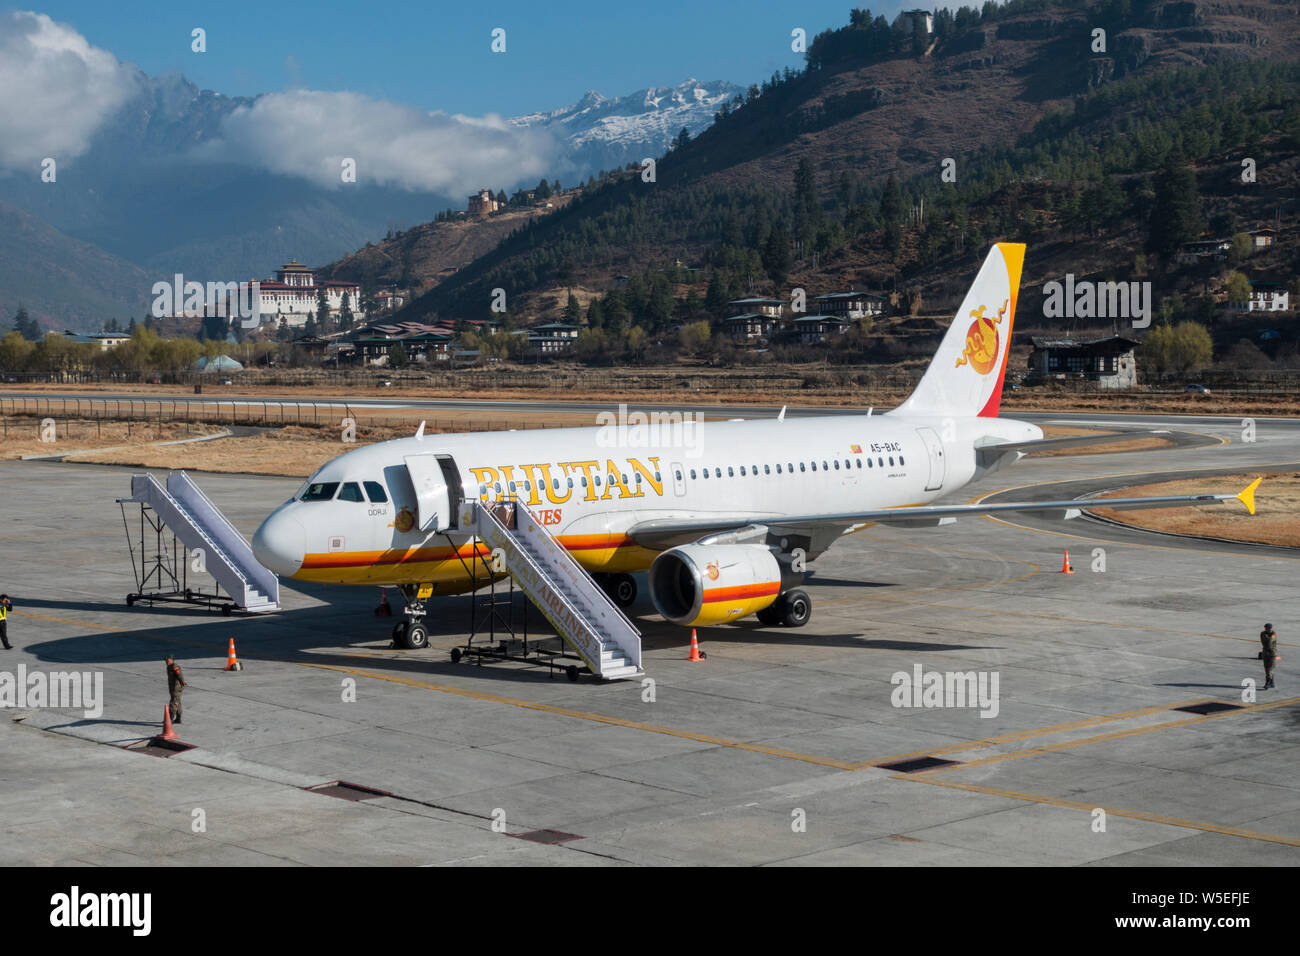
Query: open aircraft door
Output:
[[403, 454, 463, 533], [916, 427, 945, 492]]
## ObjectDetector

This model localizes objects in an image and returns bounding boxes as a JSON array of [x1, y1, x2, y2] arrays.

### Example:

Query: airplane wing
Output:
[[627, 477, 1262, 551], [977, 429, 1173, 454], [972, 430, 1175, 472]]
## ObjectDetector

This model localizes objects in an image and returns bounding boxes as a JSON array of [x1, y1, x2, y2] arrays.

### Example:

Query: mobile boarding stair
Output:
[[118, 471, 280, 615], [460, 500, 642, 681]]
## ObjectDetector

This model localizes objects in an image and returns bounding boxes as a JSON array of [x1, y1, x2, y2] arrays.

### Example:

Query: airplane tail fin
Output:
[[893, 242, 1024, 419]]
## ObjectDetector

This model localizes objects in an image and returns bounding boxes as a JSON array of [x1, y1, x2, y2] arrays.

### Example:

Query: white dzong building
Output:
[[238, 260, 364, 328]]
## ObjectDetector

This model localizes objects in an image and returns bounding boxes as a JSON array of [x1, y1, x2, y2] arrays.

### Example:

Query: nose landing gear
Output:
[[391, 583, 431, 649]]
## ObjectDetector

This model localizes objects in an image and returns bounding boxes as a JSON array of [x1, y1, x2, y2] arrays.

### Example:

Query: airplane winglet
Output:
[[1236, 476, 1262, 515]]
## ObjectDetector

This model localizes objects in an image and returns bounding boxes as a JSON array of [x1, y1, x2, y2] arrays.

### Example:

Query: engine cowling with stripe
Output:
[[648, 544, 785, 627]]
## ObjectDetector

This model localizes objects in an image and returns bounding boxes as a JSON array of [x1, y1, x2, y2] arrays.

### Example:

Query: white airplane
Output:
[[252, 243, 1259, 651]]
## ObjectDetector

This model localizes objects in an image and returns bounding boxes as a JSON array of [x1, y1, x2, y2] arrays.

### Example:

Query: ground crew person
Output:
[[0, 595, 11, 650], [165, 654, 187, 723], [1260, 623, 1279, 690]]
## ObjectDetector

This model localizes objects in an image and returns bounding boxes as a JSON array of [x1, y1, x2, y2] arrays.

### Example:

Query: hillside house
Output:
[[468, 189, 499, 218], [1176, 239, 1230, 265], [722, 313, 779, 343], [901, 9, 933, 34], [795, 315, 850, 344], [1028, 335, 1138, 388], [727, 297, 784, 319], [815, 291, 885, 320], [1235, 281, 1290, 313]]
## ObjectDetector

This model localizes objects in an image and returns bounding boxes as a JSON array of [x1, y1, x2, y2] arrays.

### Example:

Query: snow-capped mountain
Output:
[[511, 78, 742, 177]]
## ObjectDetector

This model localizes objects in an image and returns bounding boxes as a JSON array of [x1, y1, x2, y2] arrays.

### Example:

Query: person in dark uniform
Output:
[[165, 654, 187, 723], [0, 595, 12, 650], [1260, 623, 1279, 690]]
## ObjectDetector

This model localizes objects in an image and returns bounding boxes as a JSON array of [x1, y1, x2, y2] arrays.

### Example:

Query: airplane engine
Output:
[[649, 544, 783, 627]]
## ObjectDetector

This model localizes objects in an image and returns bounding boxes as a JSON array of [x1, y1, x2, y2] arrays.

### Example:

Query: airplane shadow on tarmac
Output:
[[19, 575, 997, 685]]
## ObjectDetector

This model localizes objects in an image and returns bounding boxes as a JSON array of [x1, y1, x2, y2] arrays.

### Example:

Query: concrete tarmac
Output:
[[1, 412, 1297, 866]]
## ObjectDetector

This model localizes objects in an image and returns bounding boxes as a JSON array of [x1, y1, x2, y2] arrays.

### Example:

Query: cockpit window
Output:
[[300, 482, 339, 501], [338, 482, 364, 502], [363, 481, 388, 503]]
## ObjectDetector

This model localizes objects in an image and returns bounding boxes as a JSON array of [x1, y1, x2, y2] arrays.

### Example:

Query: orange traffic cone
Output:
[[159, 704, 178, 741], [225, 637, 243, 671], [686, 629, 706, 662], [1060, 550, 1074, 574]]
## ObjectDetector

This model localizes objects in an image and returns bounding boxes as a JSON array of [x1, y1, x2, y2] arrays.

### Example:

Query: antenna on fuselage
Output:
[[777, 406, 786, 422], [415, 420, 426, 441], [867, 408, 874, 416]]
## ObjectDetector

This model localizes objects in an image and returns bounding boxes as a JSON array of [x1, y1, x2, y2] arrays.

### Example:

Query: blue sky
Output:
[[24, 0, 915, 114]]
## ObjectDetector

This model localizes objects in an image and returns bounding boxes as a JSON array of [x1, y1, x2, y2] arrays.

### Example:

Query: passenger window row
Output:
[[680, 455, 902, 482], [478, 469, 664, 498]]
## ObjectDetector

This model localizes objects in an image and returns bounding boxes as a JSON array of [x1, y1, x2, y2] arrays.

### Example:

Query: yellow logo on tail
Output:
[[955, 299, 1009, 374]]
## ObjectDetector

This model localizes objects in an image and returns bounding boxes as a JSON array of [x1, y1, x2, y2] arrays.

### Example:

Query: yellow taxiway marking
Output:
[[900, 694, 1300, 776], [816, 587, 1297, 648], [901, 776, 1300, 848], [847, 699, 1210, 770], [18, 606, 1300, 848], [14, 607, 1290, 766]]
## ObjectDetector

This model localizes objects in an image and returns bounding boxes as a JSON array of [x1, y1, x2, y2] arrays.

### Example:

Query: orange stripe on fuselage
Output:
[[300, 533, 634, 572]]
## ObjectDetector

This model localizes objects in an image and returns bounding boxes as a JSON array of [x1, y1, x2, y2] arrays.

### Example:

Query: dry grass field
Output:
[[0, 418, 224, 461]]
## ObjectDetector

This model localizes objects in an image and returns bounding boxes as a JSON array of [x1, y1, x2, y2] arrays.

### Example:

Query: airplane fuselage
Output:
[[253, 411, 1041, 592]]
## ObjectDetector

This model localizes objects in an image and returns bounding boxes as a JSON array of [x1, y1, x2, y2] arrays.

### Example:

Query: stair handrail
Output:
[[474, 503, 606, 667], [514, 502, 642, 643]]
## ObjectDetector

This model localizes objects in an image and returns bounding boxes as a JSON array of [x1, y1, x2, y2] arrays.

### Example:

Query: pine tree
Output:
[[1148, 151, 1202, 259], [762, 223, 793, 286], [315, 285, 330, 333], [705, 273, 729, 314], [12, 305, 37, 340], [340, 292, 354, 331], [565, 293, 581, 325]]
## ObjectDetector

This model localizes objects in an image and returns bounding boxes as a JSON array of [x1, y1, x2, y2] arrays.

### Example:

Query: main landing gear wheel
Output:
[[756, 604, 782, 626], [777, 589, 812, 628], [607, 573, 637, 608]]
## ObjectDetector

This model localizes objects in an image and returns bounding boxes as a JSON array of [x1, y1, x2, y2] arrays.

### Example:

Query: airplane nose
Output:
[[252, 512, 306, 577]]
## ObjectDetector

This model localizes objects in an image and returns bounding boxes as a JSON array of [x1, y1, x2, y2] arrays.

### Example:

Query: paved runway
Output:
[[1, 411, 1297, 865]]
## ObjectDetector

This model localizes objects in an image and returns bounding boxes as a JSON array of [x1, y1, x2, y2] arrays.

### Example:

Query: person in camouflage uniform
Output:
[[1260, 624, 1279, 690], [165, 654, 188, 723]]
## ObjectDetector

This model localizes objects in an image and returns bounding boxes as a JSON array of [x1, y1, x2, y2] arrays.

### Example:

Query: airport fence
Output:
[[0, 396, 566, 435]]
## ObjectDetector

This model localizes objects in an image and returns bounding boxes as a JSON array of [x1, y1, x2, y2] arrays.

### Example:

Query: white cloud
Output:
[[0, 11, 142, 168], [209, 90, 561, 194]]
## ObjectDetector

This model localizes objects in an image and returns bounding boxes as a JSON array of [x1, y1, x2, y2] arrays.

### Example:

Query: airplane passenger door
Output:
[[916, 427, 945, 492], [403, 454, 457, 533], [670, 461, 686, 497]]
